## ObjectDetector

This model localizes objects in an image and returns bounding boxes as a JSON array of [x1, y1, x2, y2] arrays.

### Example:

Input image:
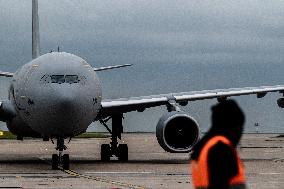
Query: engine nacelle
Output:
[[277, 98, 284, 108], [6, 116, 41, 138], [156, 111, 200, 153], [0, 101, 16, 122]]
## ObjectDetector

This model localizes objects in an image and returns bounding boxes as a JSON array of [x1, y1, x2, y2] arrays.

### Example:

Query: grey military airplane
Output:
[[1, 0, 284, 170]]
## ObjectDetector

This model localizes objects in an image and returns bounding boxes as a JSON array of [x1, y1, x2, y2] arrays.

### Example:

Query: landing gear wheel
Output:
[[62, 154, 70, 170], [118, 144, 128, 161], [100, 114, 129, 162], [52, 138, 70, 170], [52, 154, 59, 170], [101, 144, 111, 161]]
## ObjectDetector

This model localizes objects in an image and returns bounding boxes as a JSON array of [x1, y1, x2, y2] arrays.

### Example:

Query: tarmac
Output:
[[0, 133, 283, 189]]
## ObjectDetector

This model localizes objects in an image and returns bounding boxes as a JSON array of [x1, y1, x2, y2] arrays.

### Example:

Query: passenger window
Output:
[[51, 75, 65, 84], [65, 75, 79, 84]]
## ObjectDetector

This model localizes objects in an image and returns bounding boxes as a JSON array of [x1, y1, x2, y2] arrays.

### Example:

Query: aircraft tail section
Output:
[[32, 0, 40, 59]]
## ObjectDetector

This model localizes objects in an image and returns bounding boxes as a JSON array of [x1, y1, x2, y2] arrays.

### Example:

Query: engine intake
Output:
[[277, 98, 284, 108], [0, 101, 16, 121], [156, 111, 199, 153]]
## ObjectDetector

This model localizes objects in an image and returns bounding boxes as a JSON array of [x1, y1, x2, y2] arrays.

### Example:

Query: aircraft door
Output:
[[15, 65, 37, 111]]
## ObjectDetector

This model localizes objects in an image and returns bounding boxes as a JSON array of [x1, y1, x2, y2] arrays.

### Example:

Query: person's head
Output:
[[211, 99, 245, 146]]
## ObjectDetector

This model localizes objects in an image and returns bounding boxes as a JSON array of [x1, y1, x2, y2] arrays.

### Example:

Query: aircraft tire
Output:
[[62, 154, 70, 170], [101, 144, 111, 161], [52, 154, 59, 170], [118, 144, 128, 161]]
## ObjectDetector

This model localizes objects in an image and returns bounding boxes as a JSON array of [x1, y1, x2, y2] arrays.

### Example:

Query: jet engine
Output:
[[156, 111, 200, 153], [0, 101, 16, 122], [277, 98, 284, 108], [0, 100, 39, 137], [6, 116, 41, 138]]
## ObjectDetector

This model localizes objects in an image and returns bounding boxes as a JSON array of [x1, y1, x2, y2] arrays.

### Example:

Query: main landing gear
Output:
[[100, 114, 128, 161], [51, 137, 70, 170]]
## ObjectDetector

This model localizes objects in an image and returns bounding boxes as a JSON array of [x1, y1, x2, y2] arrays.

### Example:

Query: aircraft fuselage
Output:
[[8, 52, 102, 137]]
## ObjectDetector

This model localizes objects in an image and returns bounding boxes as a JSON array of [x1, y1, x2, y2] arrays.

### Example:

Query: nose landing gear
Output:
[[51, 137, 70, 170]]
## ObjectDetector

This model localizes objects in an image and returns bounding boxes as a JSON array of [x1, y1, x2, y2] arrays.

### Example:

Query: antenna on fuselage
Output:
[[49, 46, 60, 53], [32, 0, 40, 59]]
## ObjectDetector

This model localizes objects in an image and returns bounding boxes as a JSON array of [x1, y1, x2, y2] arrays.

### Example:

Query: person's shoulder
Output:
[[214, 141, 232, 149], [191, 136, 211, 160]]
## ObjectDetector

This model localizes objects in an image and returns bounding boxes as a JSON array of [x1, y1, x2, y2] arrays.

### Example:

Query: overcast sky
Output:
[[1, 1, 284, 132]]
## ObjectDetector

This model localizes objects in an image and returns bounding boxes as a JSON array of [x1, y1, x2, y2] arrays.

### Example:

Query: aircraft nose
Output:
[[52, 89, 81, 116], [57, 92, 76, 110]]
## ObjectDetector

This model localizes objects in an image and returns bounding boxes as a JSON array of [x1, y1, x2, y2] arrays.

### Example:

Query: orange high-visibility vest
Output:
[[191, 136, 246, 189]]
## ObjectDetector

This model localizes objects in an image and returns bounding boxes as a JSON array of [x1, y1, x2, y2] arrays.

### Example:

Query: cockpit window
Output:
[[48, 75, 79, 84], [51, 75, 65, 84], [65, 75, 79, 84]]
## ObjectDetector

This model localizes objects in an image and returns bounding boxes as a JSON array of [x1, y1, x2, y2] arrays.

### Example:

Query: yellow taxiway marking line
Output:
[[38, 156, 146, 188], [59, 166, 146, 189]]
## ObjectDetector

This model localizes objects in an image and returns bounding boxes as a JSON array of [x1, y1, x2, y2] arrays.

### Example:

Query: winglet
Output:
[[93, 64, 132, 71]]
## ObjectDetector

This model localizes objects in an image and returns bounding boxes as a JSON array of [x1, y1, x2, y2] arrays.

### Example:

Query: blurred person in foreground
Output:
[[191, 99, 247, 189]]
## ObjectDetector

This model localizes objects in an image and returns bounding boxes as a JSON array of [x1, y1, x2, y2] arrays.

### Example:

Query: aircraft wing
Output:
[[94, 64, 132, 71], [98, 85, 284, 118], [0, 71, 13, 77]]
